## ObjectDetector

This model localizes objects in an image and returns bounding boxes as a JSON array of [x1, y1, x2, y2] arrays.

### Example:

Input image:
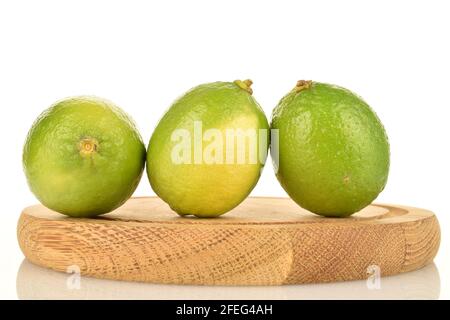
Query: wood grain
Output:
[[17, 197, 440, 285]]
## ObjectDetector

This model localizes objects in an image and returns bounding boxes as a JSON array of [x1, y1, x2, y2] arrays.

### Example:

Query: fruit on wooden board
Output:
[[271, 81, 390, 217], [147, 80, 269, 217], [23, 96, 146, 217]]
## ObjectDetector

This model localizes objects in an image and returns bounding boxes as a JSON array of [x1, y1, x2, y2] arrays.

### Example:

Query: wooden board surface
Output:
[[17, 197, 440, 285]]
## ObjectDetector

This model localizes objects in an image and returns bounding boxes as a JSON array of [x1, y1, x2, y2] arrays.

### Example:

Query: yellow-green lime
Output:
[[271, 81, 390, 217], [23, 96, 146, 217], [147, 80, 269, 217]]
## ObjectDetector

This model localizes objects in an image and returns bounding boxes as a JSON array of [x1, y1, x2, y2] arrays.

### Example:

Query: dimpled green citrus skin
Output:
[[147, 81, 269, 218], [271, 82, 390, 217], [23, 96, 146, 217]]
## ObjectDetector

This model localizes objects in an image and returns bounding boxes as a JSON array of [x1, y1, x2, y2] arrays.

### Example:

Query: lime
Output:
[[271, 81, 390, 217], [23, 96, 146, 217], [147, 80, 269, 217]]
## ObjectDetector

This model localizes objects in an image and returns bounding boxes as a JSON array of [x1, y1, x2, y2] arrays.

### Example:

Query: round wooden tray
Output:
[[17, 197, 440, 285]]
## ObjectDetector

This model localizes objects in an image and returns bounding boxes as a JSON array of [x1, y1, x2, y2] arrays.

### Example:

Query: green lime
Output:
[[271, 81, 390, 217], [23, 96, 146, 217], [147, 80, 269, 217]]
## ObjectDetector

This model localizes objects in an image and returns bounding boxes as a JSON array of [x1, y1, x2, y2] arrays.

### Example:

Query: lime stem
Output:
[[294, 80, 313, 93], [79, 137, 98, 157], [234, 79, 253, 95]]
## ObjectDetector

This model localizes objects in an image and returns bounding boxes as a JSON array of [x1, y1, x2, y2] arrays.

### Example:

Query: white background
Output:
[[0, 0, 449, 299]]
